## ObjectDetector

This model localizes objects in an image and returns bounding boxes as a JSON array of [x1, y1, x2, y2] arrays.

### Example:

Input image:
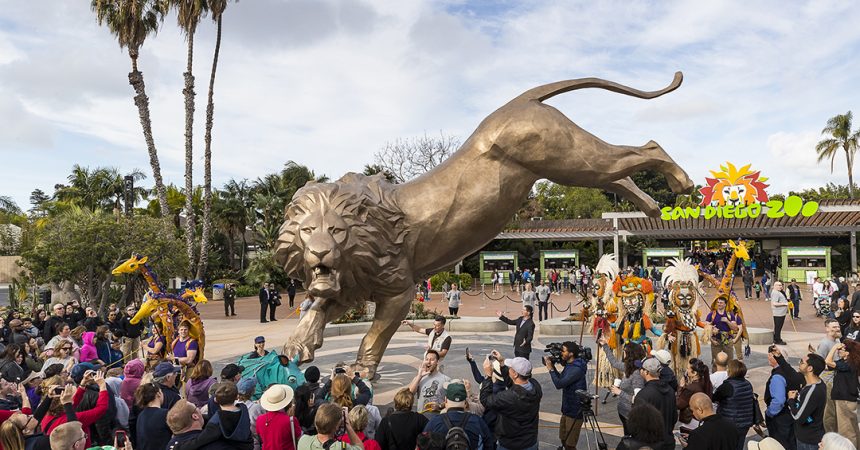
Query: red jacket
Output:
[[0, 407, 32, 424], [256, 410, 302, 450], [339, 431, 381, 450], [41, 388, 108, 448]]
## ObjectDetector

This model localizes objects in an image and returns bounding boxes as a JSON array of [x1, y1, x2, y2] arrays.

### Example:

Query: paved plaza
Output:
[[196, 281, 832, 449]]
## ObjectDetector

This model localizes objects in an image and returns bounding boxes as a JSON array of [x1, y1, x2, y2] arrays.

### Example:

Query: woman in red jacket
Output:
[[256, 384, 301, 450], [39, 372, 108, 448]]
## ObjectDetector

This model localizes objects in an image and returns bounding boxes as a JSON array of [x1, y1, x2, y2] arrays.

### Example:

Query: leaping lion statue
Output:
[[275, 72, 694, 377]]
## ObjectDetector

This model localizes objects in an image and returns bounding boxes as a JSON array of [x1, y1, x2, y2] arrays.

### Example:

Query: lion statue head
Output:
[[274, 173, 412, 304]]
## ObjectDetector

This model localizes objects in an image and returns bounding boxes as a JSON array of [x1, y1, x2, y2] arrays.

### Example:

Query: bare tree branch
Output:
[[372, 132, 460, 183]]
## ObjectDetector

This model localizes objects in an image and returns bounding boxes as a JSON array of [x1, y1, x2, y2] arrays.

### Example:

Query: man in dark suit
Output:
[[259, 282, 270, 323], [496, 306, 535, 359]]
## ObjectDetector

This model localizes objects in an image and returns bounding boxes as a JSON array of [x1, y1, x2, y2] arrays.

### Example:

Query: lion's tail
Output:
[[513, 71, 683, 103]]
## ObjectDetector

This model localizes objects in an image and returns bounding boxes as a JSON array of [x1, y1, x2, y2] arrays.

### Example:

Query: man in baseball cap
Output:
[[153, 361, 182, 410], [650, 349, 678, 390], [220, 363, 244, 382], [635, 358, 677, 450], [480, 351, 542, 449], [423, 380, 493, 449]]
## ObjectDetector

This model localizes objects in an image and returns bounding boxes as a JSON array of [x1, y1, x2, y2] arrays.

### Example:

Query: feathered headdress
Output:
[[595, 253, 619, 279], [662, 258, 699, 287]]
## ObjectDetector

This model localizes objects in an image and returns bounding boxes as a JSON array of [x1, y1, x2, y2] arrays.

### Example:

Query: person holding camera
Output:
[[633, 358, 677, 450], [544, 341, 587, 450], [480, 352, 542, 450], [296, 403, 366, 450]]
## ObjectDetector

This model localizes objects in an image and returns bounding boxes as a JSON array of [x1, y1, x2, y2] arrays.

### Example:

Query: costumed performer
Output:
[[609, 270, 662, 353], [701, 240, 749, 365], [588, 254, 621, 390], [657, 258, 706, 375]]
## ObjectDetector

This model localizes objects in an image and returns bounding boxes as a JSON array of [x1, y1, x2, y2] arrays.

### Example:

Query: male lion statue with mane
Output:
[[275, 72, 695, 377]]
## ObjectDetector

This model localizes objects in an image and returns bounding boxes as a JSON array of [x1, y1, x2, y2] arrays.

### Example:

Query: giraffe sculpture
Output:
[[113, 254, 207, 361], [112, 254, 164, 293]]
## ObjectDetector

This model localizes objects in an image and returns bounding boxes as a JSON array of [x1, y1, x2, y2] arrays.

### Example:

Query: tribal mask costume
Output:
[[658, 258, 705, 373], [589, 254, 619, 338], [610, 273, 662, 352], [589, 254, 621, 388]]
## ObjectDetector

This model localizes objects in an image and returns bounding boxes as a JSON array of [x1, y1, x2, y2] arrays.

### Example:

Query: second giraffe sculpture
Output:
[[112, 254, 207, 361]]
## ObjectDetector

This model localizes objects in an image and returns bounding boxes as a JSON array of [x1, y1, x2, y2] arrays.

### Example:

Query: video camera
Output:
[[544, 342, 592, 365], [576, 389, 597, 410]]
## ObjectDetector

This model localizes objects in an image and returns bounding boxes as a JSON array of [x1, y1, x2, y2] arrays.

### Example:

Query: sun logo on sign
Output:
[[698, 162, 769, 207]]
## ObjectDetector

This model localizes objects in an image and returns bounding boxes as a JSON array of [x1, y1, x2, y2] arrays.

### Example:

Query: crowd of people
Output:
[[5, 267, 860, 450]]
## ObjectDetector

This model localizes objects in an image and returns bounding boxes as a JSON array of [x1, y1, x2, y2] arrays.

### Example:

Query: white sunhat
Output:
[[260, 384, 294, 412], [747, 437, 786, 450]]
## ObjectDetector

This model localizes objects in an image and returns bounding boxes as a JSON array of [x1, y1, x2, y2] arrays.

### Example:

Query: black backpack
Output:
[[440, 412, 472, 450]]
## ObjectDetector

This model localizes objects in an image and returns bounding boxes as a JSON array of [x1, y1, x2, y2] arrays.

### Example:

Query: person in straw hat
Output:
[[257, 384, 302, 450]]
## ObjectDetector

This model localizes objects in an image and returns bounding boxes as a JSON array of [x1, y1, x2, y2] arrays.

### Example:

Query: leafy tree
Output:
[[0, 224, 22, 255], [816, 111, 860, 199], [372, 132, 459, 183], [788, 183, 853, 202], [20, 207, 186, 312], [534, 181, 613, 219], [29, 189, 50, 217], [91, 0, 171, 218], [243, 249, 290, 289]]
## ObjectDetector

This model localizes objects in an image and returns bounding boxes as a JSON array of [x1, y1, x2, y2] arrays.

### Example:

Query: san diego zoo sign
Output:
[[660, 162, 819, 221]]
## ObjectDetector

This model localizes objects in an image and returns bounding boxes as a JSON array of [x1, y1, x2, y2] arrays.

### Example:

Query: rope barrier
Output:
[[550, 303, 573, 313]]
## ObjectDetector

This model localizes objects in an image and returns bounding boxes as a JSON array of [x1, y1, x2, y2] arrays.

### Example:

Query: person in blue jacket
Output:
[[545, 341, 588, 450]]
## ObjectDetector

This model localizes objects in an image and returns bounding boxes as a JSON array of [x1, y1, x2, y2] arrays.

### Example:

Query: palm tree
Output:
[[196, 0, 231, 279], [56, 165, 114, 212], [167, 0, 208, 276], [816, 111, 860, 199], [0, 196, 21, 220], [91, 0, 170, 219], [218, 179, 252, 269]]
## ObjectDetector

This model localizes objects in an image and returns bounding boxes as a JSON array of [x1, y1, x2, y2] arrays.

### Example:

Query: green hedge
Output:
[[235, 285, 258, 297], [429, 272, 474, 291]]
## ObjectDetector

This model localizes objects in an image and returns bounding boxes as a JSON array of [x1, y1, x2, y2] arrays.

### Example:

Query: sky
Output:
[[2, 0, 860, 210]]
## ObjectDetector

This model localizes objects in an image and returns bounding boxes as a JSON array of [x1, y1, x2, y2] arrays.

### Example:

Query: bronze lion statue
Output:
[[275, 72, 694, 377]]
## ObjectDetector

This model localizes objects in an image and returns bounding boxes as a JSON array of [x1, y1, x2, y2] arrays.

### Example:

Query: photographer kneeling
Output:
[[544, 341, 588, 450]]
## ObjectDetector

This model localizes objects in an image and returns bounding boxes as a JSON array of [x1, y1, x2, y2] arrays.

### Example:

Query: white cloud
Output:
[[2, 0, 860, 210]]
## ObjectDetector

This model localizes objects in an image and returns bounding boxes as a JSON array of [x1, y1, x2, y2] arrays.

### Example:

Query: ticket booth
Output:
[[479, 251, 518, 285], [540, 250, 579, 282], [642, 248, 685, 268], [780, 247, 831, 283]]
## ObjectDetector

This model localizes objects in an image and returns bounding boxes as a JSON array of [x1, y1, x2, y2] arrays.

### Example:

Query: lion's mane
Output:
[[274, 173, 411, 302]]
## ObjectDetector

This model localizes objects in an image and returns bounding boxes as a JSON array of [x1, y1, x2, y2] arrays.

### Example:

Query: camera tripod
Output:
[[578, 398, 608, 450]]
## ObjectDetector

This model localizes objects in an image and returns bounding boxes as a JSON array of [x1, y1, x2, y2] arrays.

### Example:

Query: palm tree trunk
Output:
[[184, 33, 197, 277], [847, 145, 855, 199], [128, 51, 170, 219], [196, 14, 223, 280]]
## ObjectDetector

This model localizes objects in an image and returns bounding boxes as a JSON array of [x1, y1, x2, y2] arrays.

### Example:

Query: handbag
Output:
[[752, 393, 767, 438]]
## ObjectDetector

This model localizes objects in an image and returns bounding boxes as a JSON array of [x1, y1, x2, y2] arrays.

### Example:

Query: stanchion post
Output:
[[481, 283, 486, 309]]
